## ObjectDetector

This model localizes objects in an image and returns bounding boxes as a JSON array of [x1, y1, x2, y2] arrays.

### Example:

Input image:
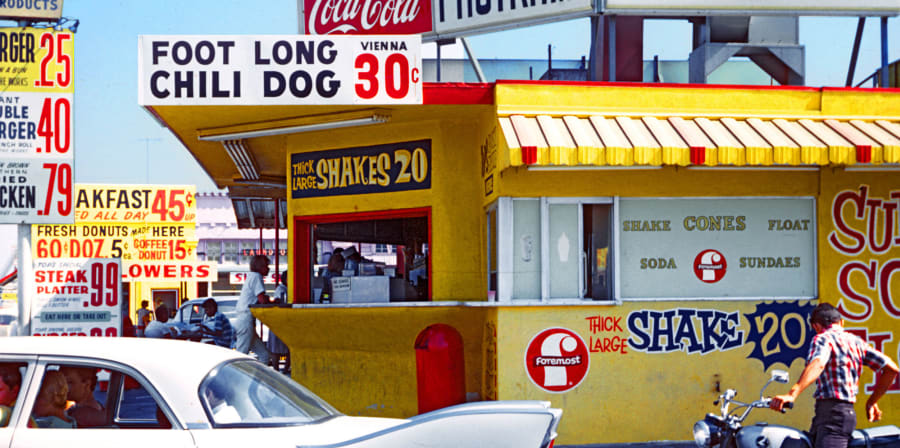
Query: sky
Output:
[[5, 0, 898, 193]]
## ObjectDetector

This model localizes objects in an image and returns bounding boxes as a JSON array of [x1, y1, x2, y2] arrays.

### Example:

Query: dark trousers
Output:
[[810, 399, 856, 448]]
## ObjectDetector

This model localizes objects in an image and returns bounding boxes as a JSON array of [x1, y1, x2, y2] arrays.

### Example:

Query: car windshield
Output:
[[200, 360, 340, 427]]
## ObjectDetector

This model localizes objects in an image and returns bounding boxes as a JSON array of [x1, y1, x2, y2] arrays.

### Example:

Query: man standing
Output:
[[136, 300, 151, 337], [235, 255, 271, 364], [770, 303, 899, 448], [200, 298, 235, 348]]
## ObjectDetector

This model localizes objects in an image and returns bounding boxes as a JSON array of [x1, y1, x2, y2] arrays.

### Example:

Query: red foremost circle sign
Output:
[[693, 249, 727, 283], [524, 327, 590, 393]]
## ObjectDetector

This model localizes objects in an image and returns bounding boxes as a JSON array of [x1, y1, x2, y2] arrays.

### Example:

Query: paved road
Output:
[[558, 441, 695, 448]]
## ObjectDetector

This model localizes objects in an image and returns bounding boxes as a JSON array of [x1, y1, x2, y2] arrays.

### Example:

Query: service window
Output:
[[494, 196, 815, 302], [499, 197, 613, 302], [306, 211, 430, 303]]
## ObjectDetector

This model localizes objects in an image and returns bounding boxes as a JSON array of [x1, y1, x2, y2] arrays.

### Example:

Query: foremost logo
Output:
[[693, 249, 727, 283], [534, 355, 582, 367], [524, 327, 589, 393]]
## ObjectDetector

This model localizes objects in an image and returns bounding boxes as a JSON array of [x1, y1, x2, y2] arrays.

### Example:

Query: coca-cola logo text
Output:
[[306, 0, 433, 35]]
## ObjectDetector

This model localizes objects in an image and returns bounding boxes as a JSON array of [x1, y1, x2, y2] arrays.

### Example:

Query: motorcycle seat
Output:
[[850, 425, 900, 448]]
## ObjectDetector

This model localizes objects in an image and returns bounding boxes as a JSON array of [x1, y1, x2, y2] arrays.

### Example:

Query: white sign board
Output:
[[618, 198, 816, 299], [431, 0, 593, 38], [31, 258, 122, 337], [138, 35, 423, 105], [0, 28, 74, 224], [602, 0, 900, 16], [229, 271, 281, 285]]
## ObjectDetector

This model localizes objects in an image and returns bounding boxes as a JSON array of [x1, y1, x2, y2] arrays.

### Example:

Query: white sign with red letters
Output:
[[31, 258, 122, 337], [138, 35, 422, 105]]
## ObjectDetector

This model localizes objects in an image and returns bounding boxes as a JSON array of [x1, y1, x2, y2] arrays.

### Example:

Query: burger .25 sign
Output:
[[138, 35, 422, 105]]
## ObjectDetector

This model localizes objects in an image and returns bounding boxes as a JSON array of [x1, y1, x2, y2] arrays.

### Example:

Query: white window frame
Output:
[[495, 196, 615, 303]]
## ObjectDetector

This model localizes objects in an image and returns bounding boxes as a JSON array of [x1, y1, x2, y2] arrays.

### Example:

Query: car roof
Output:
[[182, 296, 239, 306], [1, 336, 250, 390]]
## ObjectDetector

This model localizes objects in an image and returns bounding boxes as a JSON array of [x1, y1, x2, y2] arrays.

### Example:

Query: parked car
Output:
[[173, 296, 238, 327], [0, 337, 561, 448], [171, 297, 279, 350]]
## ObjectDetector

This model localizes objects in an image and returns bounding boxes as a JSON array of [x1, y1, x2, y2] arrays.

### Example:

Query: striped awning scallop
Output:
[[500, 115, 900, 167]]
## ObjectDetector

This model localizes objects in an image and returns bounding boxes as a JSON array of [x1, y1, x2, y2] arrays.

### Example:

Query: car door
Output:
[[0, 356, 36, 448], [9, 358, 196, 448]]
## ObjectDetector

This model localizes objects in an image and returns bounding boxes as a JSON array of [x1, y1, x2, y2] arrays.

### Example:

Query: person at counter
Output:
[[343, 246, 361, 275], [320, 249, 344, 303], [235, 255, 271, 364]]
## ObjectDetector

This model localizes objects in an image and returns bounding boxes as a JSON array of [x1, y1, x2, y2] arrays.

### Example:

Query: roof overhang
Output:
[[144, 83, 493, 198], [494, 81, 900, 170]]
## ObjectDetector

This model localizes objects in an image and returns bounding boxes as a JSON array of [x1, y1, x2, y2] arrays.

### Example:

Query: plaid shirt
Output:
[[808, 325, 891, 402], [202, 312, 235, 348]]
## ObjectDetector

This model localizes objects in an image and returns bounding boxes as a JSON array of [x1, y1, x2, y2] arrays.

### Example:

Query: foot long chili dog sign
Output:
[[0, 28, 74, 224], [138, 35, 421, 105]]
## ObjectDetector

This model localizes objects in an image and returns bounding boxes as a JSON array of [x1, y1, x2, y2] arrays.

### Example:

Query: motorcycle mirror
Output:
[[771, 370, 789, 384]]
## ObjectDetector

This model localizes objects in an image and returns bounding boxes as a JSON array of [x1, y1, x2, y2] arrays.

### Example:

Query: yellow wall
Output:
[[285, 112, 493, 300], [495, 303, 816, 444], [255, 305, 489, 417], [818, 169, 900, 424], [268, 84, 900, 446]]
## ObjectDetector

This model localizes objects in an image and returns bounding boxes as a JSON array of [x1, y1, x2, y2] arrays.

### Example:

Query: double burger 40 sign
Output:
[[138, 35, 422, 105]]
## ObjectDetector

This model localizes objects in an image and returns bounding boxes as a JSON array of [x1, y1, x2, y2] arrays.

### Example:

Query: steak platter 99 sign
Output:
[[31, 258, 122, 337], [138, 35, 422, 105]]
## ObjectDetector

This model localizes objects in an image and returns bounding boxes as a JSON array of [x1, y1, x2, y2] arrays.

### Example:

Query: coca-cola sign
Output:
[[305, 0, 434, 35]]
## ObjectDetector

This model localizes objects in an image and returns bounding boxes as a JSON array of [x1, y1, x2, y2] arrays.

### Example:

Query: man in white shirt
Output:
[[144, 305, 178, 339], [235, 255, 271, 364]]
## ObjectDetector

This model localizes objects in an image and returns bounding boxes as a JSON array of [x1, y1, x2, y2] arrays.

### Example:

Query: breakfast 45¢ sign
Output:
[[138, 35, 422, 105]]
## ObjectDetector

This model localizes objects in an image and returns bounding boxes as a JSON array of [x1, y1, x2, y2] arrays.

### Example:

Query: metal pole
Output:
[[880, 16, 889, 87], [609, 15, 617, 82], [16, 224, 33, 335], [846, 18, 865, 87], [548, 44, 553, 80], [274, 199, 280, 290], [460, 37, 486, 82], [436, 42, 442, 82]]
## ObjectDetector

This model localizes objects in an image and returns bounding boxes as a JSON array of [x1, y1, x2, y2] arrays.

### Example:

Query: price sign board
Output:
[[73, 184, 197, 224], [0, 28, 74, 224], [31, 258, 122, 337], [32, 223, 198, 262], [138, 35, 422, 105]]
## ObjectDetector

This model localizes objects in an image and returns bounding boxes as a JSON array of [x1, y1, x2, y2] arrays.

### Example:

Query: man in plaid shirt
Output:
[[770, 303, 899, 448], [200, 299, 235, 348]]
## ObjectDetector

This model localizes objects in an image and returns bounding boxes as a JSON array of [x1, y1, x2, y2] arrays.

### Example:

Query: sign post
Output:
[[0, 27, 75, 335]]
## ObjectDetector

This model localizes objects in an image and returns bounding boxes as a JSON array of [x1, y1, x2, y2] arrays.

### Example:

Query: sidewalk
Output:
[[558, 441, 695, 448]]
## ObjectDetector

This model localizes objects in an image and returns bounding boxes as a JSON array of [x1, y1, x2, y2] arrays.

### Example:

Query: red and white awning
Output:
[[499, 115, 900, 167]]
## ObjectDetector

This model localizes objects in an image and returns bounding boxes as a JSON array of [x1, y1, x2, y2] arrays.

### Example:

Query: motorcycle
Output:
[[692, 370, 900, 448]]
